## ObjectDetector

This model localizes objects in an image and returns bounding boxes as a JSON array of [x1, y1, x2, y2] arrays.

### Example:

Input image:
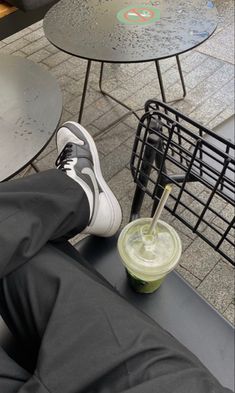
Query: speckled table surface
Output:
[[0, 54, 62, 181], [44, 0, 218, 63]]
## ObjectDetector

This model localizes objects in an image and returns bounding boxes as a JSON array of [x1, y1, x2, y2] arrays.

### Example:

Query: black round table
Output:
[[0, 54, 62, 182], [44, 0, 217, 121]]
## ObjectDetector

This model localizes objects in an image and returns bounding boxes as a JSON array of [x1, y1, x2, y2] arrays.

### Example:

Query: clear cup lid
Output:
[[118, 218, 182, 280]]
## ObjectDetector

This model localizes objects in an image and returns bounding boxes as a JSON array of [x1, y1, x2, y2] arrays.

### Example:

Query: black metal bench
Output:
[[76, 106, 235, 390], [0, 104, 234, 391], [0, 0, 58, 40]]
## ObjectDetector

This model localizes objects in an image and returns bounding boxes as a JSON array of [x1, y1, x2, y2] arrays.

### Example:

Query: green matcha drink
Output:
[[118, 218, 182, 294]]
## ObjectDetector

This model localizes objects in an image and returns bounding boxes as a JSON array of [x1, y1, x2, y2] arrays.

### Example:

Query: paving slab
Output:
[[213, 0, 234, 29], [2, 27, 32, 44], [27, 48, 51, 63], [176, 265, 201, 288], [186, 63, 234, 106], [100, 144, 131, 181], [119, 194, 133, 229], [64, 91, 104, 116], [184, 56, 224, 89], [212, 80, 235, 107], [123, 90, 158, 110], [80, 105, 105, 128], [180, 237, 221, 280], [180, 51, 208, 73], [120, 191, 153, 229], [50, 60, 86, 80], [23, 27, 45, 43], [35, 135, 56, 160], [96, 123, 134, 156], [124, 133, 136, 150], [42, 51, 71, 68], [93, 105, 127, 130], [103, 87, 132, 104], [9, 50, 25, 57], [176, 230, 194, 253], [198, 260, 235, 313], [35, 148, 58, 171], [223, 303, 235, 325], [0, 37, 29, 54], [45, 43, 59, 54], [62, 89, 77, 109], [28, 20, 43, 31], [107, 168, 134, 201], [123, 114, 142, 130], [197, 23, 234, 65], [92, 95, 119, 115], [207, 106, 235, 129], [21, 36, 50, 55], [56, 74, 79, 94], [59, 109, 74, 125], [163, 82, 187, 104]]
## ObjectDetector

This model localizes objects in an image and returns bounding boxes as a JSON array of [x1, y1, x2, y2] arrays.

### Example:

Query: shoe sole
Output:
[[62, 121, 122, 236]]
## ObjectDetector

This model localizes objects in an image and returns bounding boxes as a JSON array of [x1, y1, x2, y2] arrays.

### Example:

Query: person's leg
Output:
[[0, 165, 90, 392], [0, 121, 231, 393], [0, 121, 122, 279], [0, 242, 119, 393], [0, 121, 122, 392], [0, 345, 31, 393], [0, 168, 90, 278], [0, 243, 231, 393]]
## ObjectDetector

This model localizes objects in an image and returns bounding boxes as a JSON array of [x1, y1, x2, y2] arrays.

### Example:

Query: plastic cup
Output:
[[117, 218, 182, 294]]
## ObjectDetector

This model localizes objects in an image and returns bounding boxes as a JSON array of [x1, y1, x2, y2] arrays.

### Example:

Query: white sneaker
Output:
[[56, 122, 122, 237]]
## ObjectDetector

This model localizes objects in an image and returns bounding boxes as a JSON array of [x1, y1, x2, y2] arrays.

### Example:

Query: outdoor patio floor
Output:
[[0, 0, 234, 324]]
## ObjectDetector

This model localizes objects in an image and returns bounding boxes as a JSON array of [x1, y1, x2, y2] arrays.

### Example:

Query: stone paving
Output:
[[0, 0, 234, 324]]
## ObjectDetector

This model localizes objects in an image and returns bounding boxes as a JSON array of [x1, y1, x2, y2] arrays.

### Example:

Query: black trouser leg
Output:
[[0, 347, 31, 392], [0, 243, 231, 393], [0, 169, 90, 278], [0, 169, 232, 393], [0, 169, 90, 392]]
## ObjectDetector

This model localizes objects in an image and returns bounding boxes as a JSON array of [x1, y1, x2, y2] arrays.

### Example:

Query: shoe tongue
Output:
[[73, 143, 93, 161], [66, 143, 94, 174]]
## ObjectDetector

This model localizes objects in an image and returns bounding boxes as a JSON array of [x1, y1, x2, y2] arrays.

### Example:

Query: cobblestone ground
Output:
[[1, 0, 234, 324]]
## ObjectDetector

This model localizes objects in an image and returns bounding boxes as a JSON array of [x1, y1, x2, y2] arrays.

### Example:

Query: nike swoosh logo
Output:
[[82, 167, 100, 224]]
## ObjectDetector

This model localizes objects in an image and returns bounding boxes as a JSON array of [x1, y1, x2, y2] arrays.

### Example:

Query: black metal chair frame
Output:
[[130, 100, 235, 266]]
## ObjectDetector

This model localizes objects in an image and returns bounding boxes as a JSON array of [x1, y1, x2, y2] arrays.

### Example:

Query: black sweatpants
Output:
[[0, 169, 232, 393]]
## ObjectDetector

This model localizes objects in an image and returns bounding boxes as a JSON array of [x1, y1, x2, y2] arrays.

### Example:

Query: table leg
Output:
[[78, 60, 92, 123], [155, 60, 167, 103], [176, 55, 186, 98], [155, 57, 187, 103]]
